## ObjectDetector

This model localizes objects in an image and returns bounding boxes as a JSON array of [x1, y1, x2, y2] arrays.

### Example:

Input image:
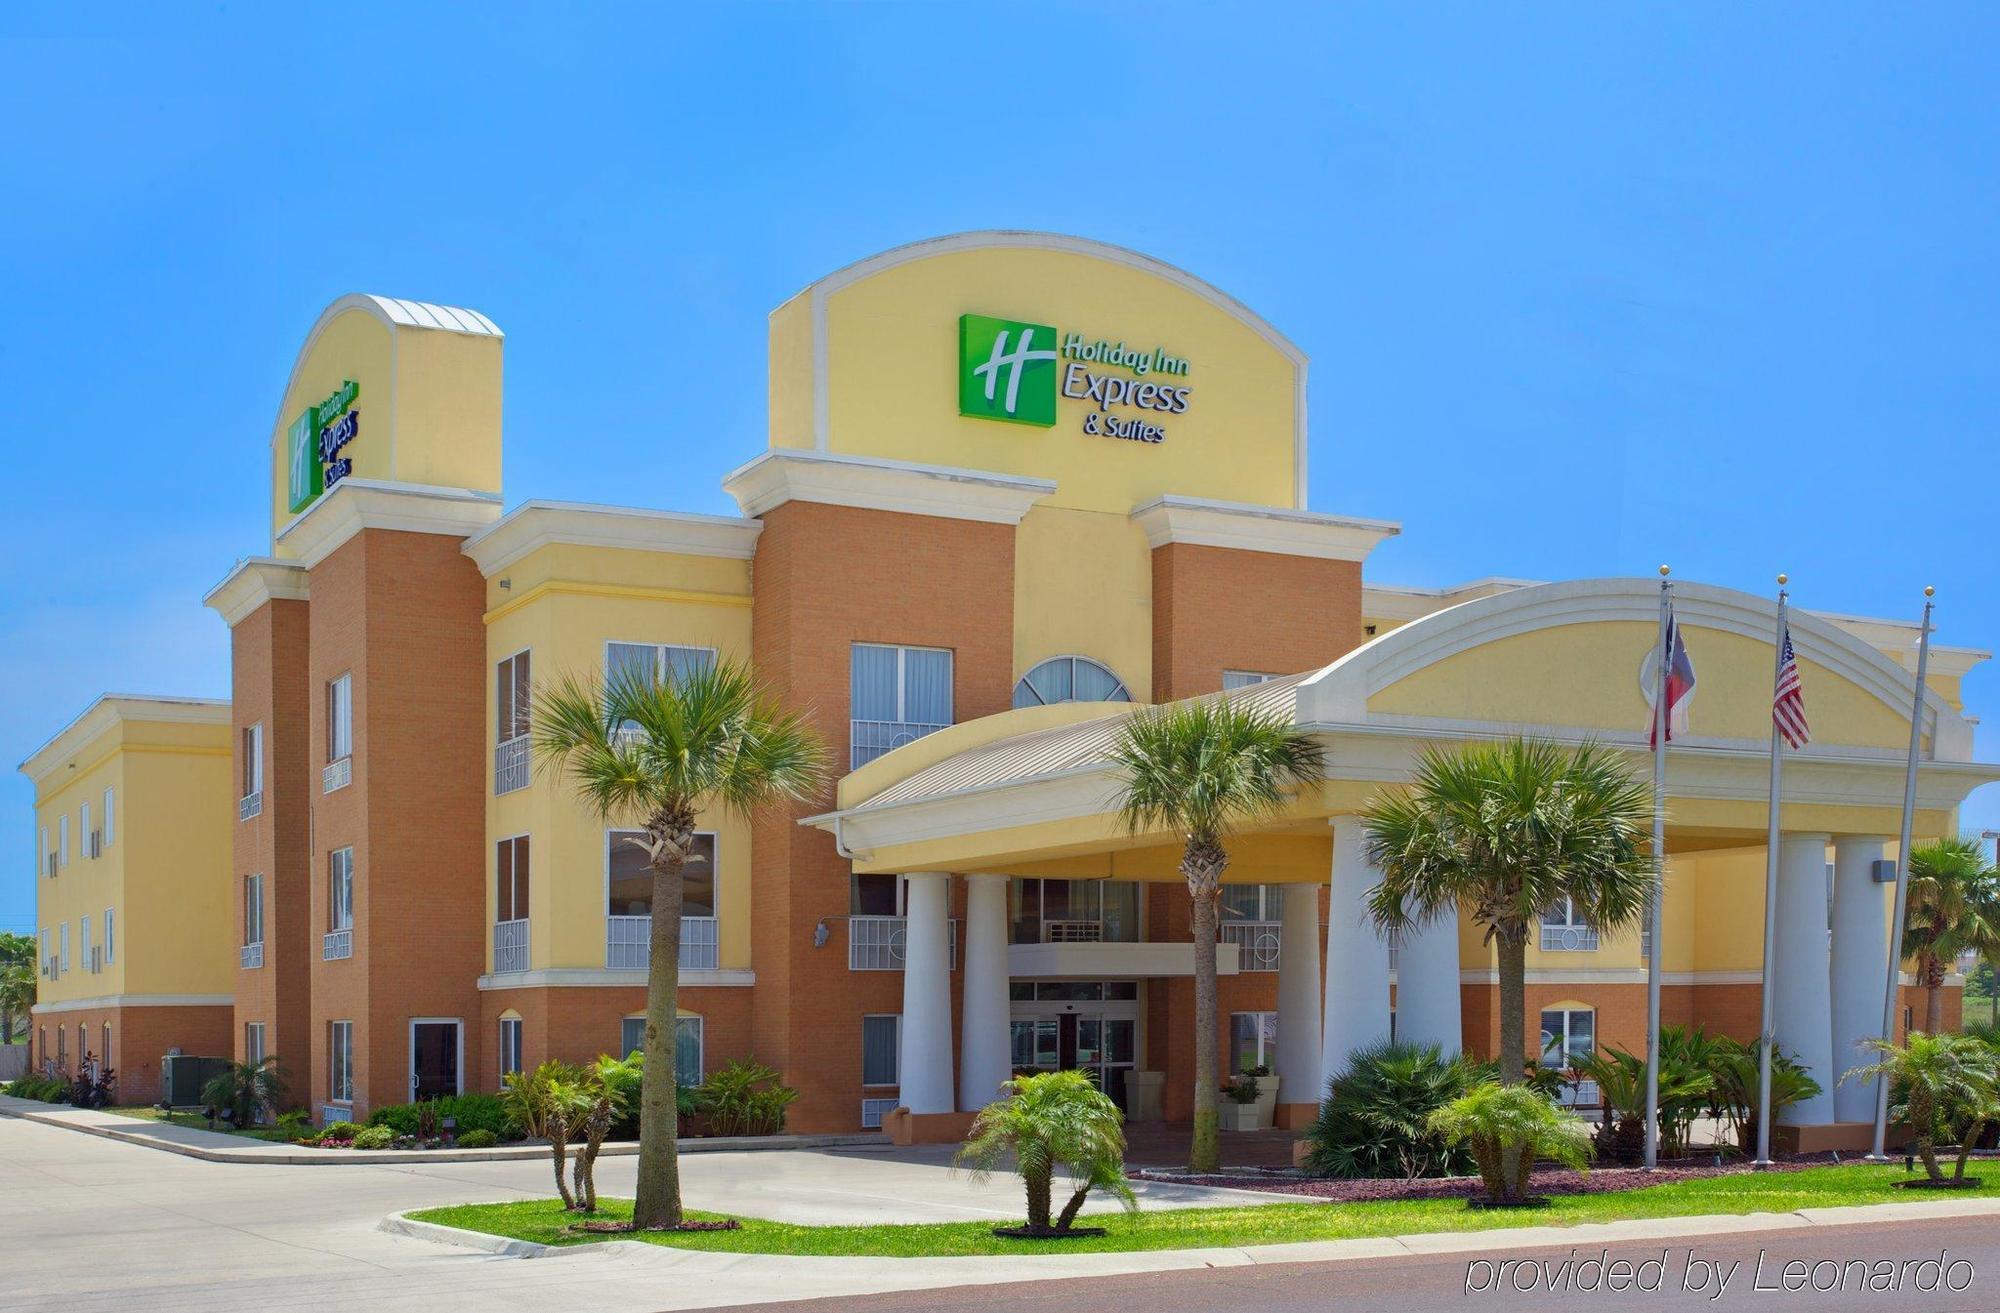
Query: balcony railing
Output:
[[322, 928, 353, 960], [322, 757, 351, 794], [494, 735, 530, 795], [848, 915, 958, 971], [1540, 923, 1600, 952], [850, 719, 950, 770], [238, 791, 263, 821], [1220, 920, 1282, 971], [240, 942, 264, 970], [605, 916, 720, 971], [493, 919, 529, 974], [1042, 920, 1103, 943]]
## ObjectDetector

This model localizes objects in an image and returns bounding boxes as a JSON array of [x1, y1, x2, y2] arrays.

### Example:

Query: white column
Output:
[[1275, 881, 1323, 1106], [1321, 815, 1392, 1088], [958, 874, 1012, 1111], [1394, 906, 1464, 1056], [1830, 836, 1890, 1122], [1772, 834, 1836, 1126], [897, 872, 955, 1115]]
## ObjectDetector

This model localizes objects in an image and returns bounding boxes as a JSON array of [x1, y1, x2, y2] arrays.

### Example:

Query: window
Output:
[[1230, 1012, 1277, 1074], [327, 673, 353, 762], [329, 849, 354, 932], [850, 873, 902, 916], [1540, 897, 1599, 951], [607, 831, 714, 918], [1008, 878, 1141, 944], [39, 825, 49, 876], [103, 909, 114, 963], [1012, 656, 1131, 708], [498, 1017, 523, 1084], [496, 835, 531, 922], [242, 724, 264, 798], [618, 1016, 704, 1086], [1539, 1008, 1595, 1069], [102, 788, 113, 847], [1220, 884, 1281, 922], [101, 1024, 111, 1070], [861, 1015, 900, 1086], [243, 875, 264, 947], [328, 1021, 353, 1102], [496, 651, 532, 743], [605, 643, 716, 739], [850, 643, 953, 767], [80, 916, 91, 971], [245, 1023, 265, 1067], [1223, 671, 1279, 690], [59, 815, 68, 868], [59, 923, 68, 973], [80, 802, 92, 856]]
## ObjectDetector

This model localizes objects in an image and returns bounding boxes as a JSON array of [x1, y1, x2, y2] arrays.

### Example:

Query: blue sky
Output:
[[3, 6, 1997, 935]]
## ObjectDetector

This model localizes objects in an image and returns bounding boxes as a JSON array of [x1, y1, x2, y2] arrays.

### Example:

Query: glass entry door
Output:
[[1009, 983, 1139, 1109]]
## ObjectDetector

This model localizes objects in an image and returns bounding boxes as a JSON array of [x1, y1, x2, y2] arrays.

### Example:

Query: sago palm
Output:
[[1364, 737, 1654, 1084], [955, 1069, 1137, 1234], [1109, 698, 1321, 1173], [1903, 838, 2000, 1034], [534, 657, 827, 1228], [1843, 1032, 1993, 1182], [198, 1055, 286, 1127], [1427, 1080, 1594, 1204]]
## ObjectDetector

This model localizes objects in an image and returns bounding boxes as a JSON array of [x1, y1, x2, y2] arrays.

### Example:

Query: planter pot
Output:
[[1125, 1071, 1165, 1124], [1251, 1077, 1280, 1129], [1219, 1101, 1263, 1132]]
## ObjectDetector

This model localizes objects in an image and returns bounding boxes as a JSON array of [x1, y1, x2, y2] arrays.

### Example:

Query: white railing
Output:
[[605, 916, 720, 971], [494, 735, 530, 795], [240, 942, 263, 970], [848, 915, 959, 971], [861, 1097, 900, 1129], [322, 757, 351, 793], [1042, 920, 1104, 943], [322, 929, 352, 960], [1540, 924, 1600, 952], [850, 719, 950, 770], [1220, 920, 1282, 971], [493, 919, 529, 974], [239, 791, 263, 821]]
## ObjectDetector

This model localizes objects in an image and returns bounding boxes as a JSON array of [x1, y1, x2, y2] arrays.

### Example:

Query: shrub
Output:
[[317, 1120, 362, 1142], [956, 1070, 1136, 1235], [367, 1093, 514, 1139], [1428, 1081, 1594, 1205], [275, 1108, 311, 1139], [1302, 1041, 1495, 1179], [698, 1058, 798, 1137], [201, 1057, 287, 1127], [351, 1125, 395, 1150], [5, 1075, 66, 1103], [456, 1128, 499, 1149]]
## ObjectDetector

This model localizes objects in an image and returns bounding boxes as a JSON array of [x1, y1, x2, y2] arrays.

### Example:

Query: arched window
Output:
[[1013, 656, 1132, 709]]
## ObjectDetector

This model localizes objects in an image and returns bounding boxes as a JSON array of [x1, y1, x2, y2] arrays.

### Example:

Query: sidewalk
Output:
[[0, 1094, 885, 1164]]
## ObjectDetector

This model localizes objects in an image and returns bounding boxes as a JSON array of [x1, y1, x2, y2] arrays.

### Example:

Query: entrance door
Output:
[[410, 1020, 460, 1101], [1009, 984, 1140, 1110]]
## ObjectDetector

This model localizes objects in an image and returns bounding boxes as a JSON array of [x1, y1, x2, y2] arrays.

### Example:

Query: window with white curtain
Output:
[[244, 875, 264, 947], [328, 849, 354, 932], [850, 643, 953, 768], [495, 651, 532, 742], [329, 1021, 353, 1102], [59, 815, 68, 868], [104, 908, 114, 963], [1220, 884, 1281, 921], [1012, 656, 1131, 708], [605, 641, 716, 688], [1539, 1008, 1595, 1069], [498, 1017, 523, 1084], [861, 1015, 900, 1086], [80, 802, 92, 857], [102, 788, 114, 847], [327, 674, 353, 762], [1222, 670, 1279, 691], [619, 1016, 704, 1085]]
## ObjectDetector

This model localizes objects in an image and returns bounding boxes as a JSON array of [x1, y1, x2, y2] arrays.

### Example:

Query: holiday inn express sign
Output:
[[958, 312, 1192, 445], [285, 378, 362, 513]]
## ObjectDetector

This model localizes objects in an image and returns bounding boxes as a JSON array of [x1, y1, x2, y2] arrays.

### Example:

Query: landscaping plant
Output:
[[1842, 1032, 1995, 1183], [1363, 738, 1654, 1084], [697, 1058, 797, 1137], [955, 1070, 1137, 1237], [1427, 1081, 1594, 1205], [1302, 1041, 1494, 1179], [1902, 838, 2000, 1035], [1109, 697, 1321, 1173], [1707, 1037, 1820, 1155], [367, 1092, 516, 1140], [534, 657, 827, 1229], [199, 1055, 286, 1127], [457, 1128, 499, 1149], [352, 1125, 394, 1150], [501, 1061, 588, 1208]]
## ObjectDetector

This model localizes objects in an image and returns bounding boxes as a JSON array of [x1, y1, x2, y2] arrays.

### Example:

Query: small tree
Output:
[[569, 1056, 636, 1213], [1842, 1032, 1992, 1183], [1903, 839, 2000, 1034], [956, 1070, 1138, 1235], [1428, 1081, 1594, 1205], [199, 1056, 286, 1127], [501, 1061, 585, 1208]]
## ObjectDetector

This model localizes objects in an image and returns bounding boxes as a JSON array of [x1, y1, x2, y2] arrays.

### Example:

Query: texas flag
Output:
[[1649, 608, 1697, 748]]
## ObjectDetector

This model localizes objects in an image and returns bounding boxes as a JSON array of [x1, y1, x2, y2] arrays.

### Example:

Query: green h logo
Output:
[[286, 409, 323, 513], [959, 313, 1058, 427]]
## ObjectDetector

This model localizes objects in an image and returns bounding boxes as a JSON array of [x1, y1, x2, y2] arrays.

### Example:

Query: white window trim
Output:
[[328, 1020, 355, 1103], [602, 639, 720, 683], [1222, 669, 1280, 690], [604, 828, 718, 917], [59, 922, 68, 973], [621, 1012, 705, 1084], [329, 849, 355, 932], [59, 815, 68, 868], [103, 908, 115, 964], [327, 672, 354, 763], [1230, 1010, 1278, 1070], [1539, 1006, 1596, 1068], [80, 802, 92, 857], [408, 1017, 466, 1100], [244, 874, 265, 947], [244, 722, 264, 798], [245, 1022, 266, 1067], [496, 832, 531, 924], [1012, 654, 1132, 708], [851, 641, 954, 724], [496, 648, 532, 743], [498, 1016, 524, 1087], [102, 787, 114, 847], [861, 1013, 901, 1088]]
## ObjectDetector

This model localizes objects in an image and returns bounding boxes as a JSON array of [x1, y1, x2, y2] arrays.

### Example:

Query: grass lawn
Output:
[[410, 1165, 1998, 1258], [101, 1106, 295, 1143]]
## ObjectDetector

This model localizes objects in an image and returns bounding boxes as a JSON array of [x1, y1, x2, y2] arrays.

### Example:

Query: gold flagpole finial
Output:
[[1924, 585, 1936, 598], [1777, 573, 1788, 587], [1659, 564, 1671, 578]]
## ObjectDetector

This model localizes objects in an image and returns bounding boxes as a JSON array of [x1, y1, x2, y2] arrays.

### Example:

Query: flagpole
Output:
[[1870, 586, 1935, 1160], [1644, 565, 1671, 1171], [1753, 576, 1789, 1169]]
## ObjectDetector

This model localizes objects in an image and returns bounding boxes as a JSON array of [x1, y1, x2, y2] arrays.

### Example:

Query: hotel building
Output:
[[26, 233, 1997, 1146]]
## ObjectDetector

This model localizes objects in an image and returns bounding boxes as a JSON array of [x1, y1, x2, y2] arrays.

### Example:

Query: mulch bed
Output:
[[1133, 1152, 1845, 1203], [566, 1218, 742, 1234], [991, 1225, 1110, 1239]]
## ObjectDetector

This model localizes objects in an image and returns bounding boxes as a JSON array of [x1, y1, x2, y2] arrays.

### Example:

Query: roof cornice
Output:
[[274, 479, 502, 569], [462, 500, 762, 577], [722, 449, 1055, 525], [19, 694, 230, 784], [202, 557, 311, 628], [1132, 495, 1400, 562]]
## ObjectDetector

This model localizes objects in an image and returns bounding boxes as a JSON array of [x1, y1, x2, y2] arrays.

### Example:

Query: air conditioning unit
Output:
[[159, 1054, 232, 1111]]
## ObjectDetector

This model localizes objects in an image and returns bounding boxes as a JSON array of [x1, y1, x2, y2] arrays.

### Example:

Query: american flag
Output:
[[1774, 625, 1810, 749]]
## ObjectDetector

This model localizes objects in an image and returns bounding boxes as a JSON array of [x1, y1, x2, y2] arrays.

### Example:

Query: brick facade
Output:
[[33, 1004, 232, 1105], [1151, 543, 1365, 700]]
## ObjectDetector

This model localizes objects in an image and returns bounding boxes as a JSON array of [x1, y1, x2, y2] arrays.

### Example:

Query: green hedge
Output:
[[352, 1125, 395, 1150], [3, 1075, 65, 1103], [365, 1093, 515, 1139]]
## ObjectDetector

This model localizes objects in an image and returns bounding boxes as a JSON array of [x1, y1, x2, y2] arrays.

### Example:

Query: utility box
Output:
[[1873, 859, 1898, 884], [159, 1055, 231, 1110]]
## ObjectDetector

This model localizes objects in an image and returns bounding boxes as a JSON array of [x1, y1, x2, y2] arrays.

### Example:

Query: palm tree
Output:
[[501, 1060, 584, 1209], [199, 1056, 286, 1127], [534, 657, 826, 1229], [1427, 1080, 1594, 1204], [1109, 698, 1322, 1173], [1363, 738, 1654, 1084], [1842, 1032, 1993, 1182], [1903, 838, 2000, 1034], [0, 931, 34, 1045], [955, 1070, 1137, 1234]]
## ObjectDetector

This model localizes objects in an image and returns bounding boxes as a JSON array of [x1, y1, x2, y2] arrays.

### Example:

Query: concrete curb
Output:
[[380, 1195, 2000, 1278], [0, 1100, 885, 1165]]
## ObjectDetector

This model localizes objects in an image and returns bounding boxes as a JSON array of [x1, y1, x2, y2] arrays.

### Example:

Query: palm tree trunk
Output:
[[1496, 925, 1528, 1084], [631, 839, 687, 1230], [1055, 1184, 1092, 1231], [1189, 878, 1222, 1174], [1923, 954, 1946, 1034], [1026, 1167, 1053, 1231], [549, 1123, 576, 1209]]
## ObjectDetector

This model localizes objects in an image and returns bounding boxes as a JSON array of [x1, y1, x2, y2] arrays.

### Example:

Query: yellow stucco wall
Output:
[[772, 240, 1302, 514], [484, 543, 755, 973], [1012, 504, 1154, 697]]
